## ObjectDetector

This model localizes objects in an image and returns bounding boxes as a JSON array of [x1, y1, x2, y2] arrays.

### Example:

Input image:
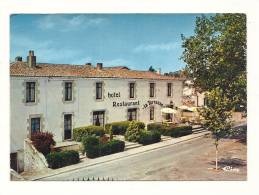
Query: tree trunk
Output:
[[215, 140, 219, 170], [216, 146, 218, 170]]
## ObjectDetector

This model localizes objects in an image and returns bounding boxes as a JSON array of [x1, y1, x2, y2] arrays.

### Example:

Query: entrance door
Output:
[[64, 114, 72, 140], [10, 153, 17, 171]]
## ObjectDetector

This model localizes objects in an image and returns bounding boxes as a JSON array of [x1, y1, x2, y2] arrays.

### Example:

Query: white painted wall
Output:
[[10, 76, 183, 153]]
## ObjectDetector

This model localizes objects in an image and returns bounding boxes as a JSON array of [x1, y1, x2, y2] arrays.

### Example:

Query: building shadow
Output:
[[224, 124, 247, 144], [209, 157, 247, 167]]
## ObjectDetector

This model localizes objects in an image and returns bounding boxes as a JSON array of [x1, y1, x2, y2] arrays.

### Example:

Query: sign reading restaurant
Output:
[[113, 100, 140, 107]]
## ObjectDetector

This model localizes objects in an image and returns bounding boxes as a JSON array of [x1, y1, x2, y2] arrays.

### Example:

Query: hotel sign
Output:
[[142, 100, 163, 109], [108, 91, 164, 108], [113, 100, 140, 107]]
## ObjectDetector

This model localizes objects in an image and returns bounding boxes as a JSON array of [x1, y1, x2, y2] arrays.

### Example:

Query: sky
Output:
[[10, 14, 202, 73]]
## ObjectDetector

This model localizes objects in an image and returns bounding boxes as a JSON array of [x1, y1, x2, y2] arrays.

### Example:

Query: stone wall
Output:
[[10, 169, 25, 181], [24, 139, 48, 172]]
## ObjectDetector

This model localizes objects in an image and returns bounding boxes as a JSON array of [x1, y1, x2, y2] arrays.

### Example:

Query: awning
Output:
[[179, 105, 198, 112], [161, 107, 178, 114], [188, 107, 199, 112], [178, 105, 190, 110]]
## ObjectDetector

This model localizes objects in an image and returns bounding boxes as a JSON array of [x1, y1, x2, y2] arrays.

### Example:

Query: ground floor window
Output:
[[64, 114, 72, 140], [31, 117, 40, 134], [93, 111, 105, 126], [165, 113, 172, 122], [128, 108, 137, 121], [150, 107, 155, 121]]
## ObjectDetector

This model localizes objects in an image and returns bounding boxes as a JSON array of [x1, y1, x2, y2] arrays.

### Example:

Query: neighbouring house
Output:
[[10, 50, 185, 172], [182, 80, 206, 107]]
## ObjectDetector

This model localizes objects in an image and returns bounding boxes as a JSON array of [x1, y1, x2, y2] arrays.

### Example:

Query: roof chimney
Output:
[[96, 63, 103, 70], [15, 56, 22, 62], [85, 62, 92, 67], [27, 50, 36, 68]]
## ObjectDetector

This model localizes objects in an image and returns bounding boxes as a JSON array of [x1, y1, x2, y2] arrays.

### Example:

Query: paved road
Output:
[[40, 136, 246, 181]]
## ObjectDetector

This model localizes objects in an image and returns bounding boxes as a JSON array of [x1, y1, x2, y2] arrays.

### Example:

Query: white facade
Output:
[[10, 76, 184, 153]]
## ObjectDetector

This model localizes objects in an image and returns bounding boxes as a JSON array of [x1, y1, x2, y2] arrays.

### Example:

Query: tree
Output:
[[164, 69, 188, 78], [148, 66, 156, 72], [201, 88, 232, 170], [181, 14, 246, 111], [181, 14, 247, 170]]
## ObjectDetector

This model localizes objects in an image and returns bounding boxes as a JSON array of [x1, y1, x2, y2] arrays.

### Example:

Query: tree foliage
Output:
[[181, 14, 246, 110], [200, 88, 232, 170], [148, 66, 156, 72], [201, 88, 232, 139]]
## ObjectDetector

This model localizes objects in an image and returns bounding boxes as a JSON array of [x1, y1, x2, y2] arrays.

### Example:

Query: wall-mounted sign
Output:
[[113, 100, 140, 107], [108, 92, 120, 98], [142, 100, 164, 109]]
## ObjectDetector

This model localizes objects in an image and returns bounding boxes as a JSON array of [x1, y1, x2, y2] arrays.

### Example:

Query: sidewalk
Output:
[[21, 129, 210, 181]]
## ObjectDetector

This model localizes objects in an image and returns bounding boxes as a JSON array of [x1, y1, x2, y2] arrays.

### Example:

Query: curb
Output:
[[29, 131, 210, 181]]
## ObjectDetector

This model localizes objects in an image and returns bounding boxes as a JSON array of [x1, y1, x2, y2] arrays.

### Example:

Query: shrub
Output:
[[169, 126, 193, 137], [105, 121, 130, 135], [125, 121, 144, 142], [134, 121, 146, 129], [82, 136, 125, 158], [147, 123, 163, 131], [82, 136, 100, 158], [138, 131, 161, 145], [147, 123, 169, 135], [46, 150, 80, 169], [73, 125, 105, 142], [105, 121, 145, 135], [109, 140, 125, 153], [31, 131, 56, 156], [147, 123, 192, 137]]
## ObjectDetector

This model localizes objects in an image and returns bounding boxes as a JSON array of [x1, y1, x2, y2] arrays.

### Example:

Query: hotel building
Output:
[[10, 51, 185, 171]]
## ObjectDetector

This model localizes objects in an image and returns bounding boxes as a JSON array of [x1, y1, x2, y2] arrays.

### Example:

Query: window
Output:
[[150, 107, 155, 120], [31, 117, 40, 134], [129, 83, 135, 98], [127, 108, 137, 121], [167, 83, 172, 97], [64, 114, 72, 140], [150, 83, 155, 97], [10, 153, 18, 172], [96, 82, 103, 100], [64, 82, 72, 101], [93, 111, 105, 126], [26, 82, 35, 103]]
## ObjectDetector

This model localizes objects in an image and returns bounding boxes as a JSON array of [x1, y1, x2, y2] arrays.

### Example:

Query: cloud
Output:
[[37, 15, 108, 31], [10, 34, 88, 63], [133, 42, 180, 53]]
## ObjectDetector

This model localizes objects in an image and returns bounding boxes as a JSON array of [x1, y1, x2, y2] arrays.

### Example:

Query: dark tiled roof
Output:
[[10, 62, 185, 81]]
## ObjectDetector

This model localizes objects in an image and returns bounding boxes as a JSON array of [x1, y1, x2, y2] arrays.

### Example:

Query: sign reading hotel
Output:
[[108, 92, 140, 107]]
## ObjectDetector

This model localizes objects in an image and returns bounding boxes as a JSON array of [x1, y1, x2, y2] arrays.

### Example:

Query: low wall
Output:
[[24, 139, 48, 172], [10, 169, 25, 181]]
